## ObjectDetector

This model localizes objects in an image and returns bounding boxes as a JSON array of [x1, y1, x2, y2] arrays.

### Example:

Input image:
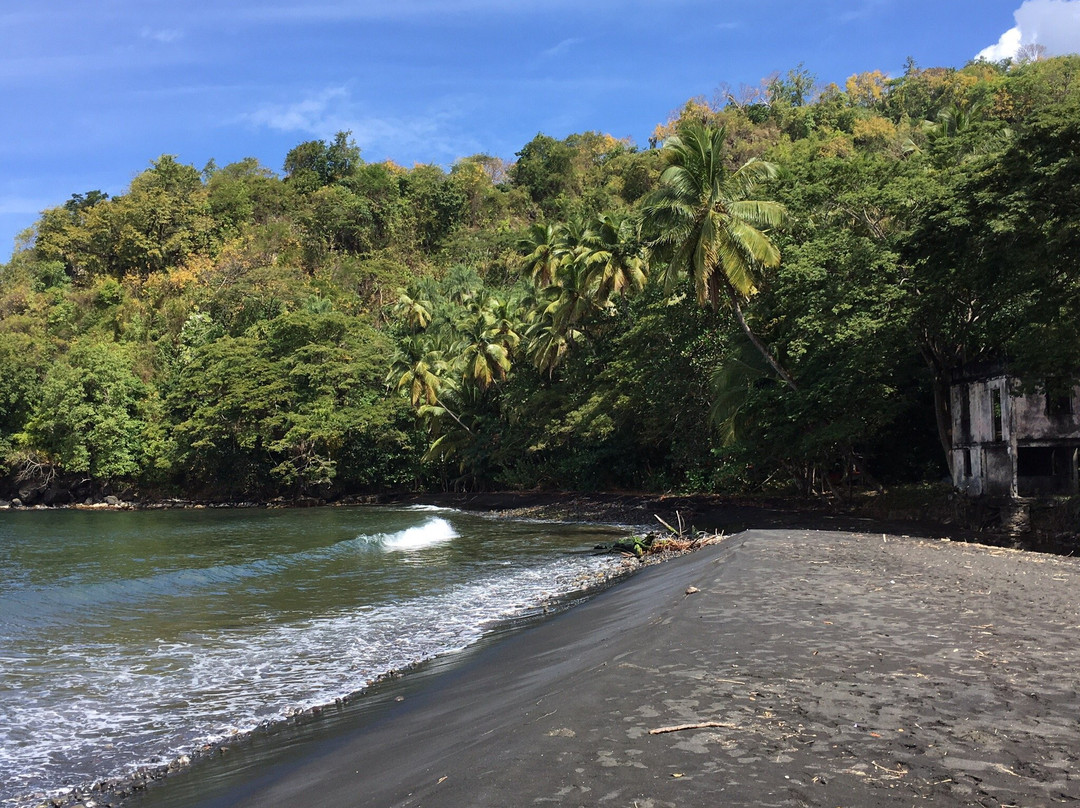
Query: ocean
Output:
[[0, 504, 632, 806]]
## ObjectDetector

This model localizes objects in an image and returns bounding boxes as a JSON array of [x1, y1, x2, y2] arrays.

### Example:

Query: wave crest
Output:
[[379, 517, 458, 551]]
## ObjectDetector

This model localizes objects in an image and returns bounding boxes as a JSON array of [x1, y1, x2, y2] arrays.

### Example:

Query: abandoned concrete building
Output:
[[951, 366, 1080, 497]]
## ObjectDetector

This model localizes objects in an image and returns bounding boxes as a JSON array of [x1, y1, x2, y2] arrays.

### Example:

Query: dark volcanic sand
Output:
[[125, 526, 1080, 808]]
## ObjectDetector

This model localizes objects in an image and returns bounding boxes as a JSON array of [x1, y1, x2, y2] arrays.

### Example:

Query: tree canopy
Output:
[[3, 55, 1079, 501]]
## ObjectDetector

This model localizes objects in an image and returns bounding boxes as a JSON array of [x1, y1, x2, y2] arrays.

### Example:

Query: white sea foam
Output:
[[379, 517, 458, 551], [0, 527, 622, 807], [0, 520, 460, 636]]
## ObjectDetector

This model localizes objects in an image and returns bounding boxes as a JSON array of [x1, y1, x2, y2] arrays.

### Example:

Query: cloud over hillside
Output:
[[978, 0, 1080, 60]]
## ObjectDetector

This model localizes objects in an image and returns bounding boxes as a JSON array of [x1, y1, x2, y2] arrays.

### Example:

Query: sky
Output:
[[2, 0, 1079, 261]]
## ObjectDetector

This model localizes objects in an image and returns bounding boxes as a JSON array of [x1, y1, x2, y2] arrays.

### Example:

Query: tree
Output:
[[401, 163, 467, 250], [284, 131, 362, 191], [206, 158, 287, 236], [518, 223, 563, 287], [167, 312, 403, 495], [387, 335, 469, 431], [642, 122, 796, 389], [393, 288, 433, 331], [21, 341, 152, 481], [580, 211, 647, 304], [510, 134, 576, 213], [455, 293, 519, 390], [904, 98, 1080, 466], [526, 251, 602, 376], [0, 331, 44, 456]]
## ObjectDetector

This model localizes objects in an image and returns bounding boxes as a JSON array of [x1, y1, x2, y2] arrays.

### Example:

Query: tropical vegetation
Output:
[[2, 54, 1079, 502]]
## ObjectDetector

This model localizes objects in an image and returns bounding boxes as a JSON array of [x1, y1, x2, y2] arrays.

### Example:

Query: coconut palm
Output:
[[387, 335, 471, 433], [519, 223, 562, 287], [527, 316, 582, 378], [455, 295, 519, 391], [580, 211, 647, 304], [525, 258, 599, 377], [642, 122, 797, 390], [545, 256, 604, 336], [393, 288, 433, 331]]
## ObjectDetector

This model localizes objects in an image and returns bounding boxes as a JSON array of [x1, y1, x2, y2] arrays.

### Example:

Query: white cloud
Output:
[[140, 27, 184, 44], [1016, 0, 1080, 55], [244, 87, 351, 134], [977, 25, 1023, 60], [542, 38, 583, 58], [977, 0, 1080, 61], [241, 86, 483, 164]]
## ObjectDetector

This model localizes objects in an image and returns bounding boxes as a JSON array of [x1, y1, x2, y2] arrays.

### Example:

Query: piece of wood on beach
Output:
[[655, 514, 678, 534], [649, 721, 740, 735]]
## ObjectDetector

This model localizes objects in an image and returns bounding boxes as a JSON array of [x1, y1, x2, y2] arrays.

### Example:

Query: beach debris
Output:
[[655, 510, 697, 539], [649, 721, 740, 735], [596, 523, 727, 560], [648, 514, 673, 533], [870, 761, 909, 778], [685, 586, 700, 595]]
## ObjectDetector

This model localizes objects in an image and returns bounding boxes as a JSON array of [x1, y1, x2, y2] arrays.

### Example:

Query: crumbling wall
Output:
[[1010, 383, 1080, 441]]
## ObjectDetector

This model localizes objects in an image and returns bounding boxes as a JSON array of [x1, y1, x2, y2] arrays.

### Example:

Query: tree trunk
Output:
[[919, 347, 954, 478], [724, 284, 799, 391], [435, 397, 473, 434]]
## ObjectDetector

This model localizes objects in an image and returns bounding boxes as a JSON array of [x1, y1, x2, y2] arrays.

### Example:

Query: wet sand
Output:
[[129, 527, 1080, 807]]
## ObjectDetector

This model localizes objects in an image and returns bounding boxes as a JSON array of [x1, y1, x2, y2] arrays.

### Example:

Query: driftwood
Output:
[[649, 721, 739, 735]]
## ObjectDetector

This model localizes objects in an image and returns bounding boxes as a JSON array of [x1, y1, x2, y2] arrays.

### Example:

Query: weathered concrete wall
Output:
[[952, 447, 984, 495], [1010, 384, 1080, 441], [952, 376, 1012, 494], [983, 444, 1014, 497], [951, 376, 1080, 497]]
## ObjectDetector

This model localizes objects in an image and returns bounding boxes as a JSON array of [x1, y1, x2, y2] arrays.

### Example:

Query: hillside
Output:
[[2, 57, 1079, 503]]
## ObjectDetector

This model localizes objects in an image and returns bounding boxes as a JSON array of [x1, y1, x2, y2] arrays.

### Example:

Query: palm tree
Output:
[[524, 256, 599, 377], [393, 288, 433, 331], [455, 295, 519, 391], [387, 335, 471, 433], [580, 211, 647, 304], [642, 122, 797, 390], [527, 316, 581, 378], [519, 223, 562, 287]]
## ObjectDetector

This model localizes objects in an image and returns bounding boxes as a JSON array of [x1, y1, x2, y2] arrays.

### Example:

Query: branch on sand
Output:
[[649, 721, 740, 735]]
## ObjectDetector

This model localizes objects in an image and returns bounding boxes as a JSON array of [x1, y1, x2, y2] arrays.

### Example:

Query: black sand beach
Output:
[[126, 525, 1080, 808]]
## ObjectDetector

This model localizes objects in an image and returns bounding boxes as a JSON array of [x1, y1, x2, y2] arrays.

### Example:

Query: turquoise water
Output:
[[0, 505, 630, 806]]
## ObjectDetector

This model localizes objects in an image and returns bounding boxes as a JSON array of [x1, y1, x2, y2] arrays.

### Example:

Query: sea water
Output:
[[0, 505, 631, 806]]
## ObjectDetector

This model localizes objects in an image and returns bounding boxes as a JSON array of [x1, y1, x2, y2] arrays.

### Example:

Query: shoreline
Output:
[[14, 500, 1080, 807], [16, 520, 658, 808], [24, 572, 636, 808], [7, 487, 1073, 556], [121, 526, 1080, 808]]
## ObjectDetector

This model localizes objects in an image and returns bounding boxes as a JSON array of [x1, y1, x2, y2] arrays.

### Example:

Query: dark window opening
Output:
[[991, 388, 1003, 442], [1046, 379, 1073, 420], [1017, 447, 1058, 477], [1017, 446, 1079, 496], [962, 448, 972, 478], [959, 387, 971, 443]]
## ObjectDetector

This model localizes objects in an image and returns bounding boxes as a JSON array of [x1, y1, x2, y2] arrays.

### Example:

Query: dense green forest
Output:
[[2, 56, 1079, 503]]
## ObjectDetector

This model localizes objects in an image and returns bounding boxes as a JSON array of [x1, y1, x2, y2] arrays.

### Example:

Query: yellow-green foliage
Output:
[[852, 116, 898, 146], [3, 57, 1080, 497]]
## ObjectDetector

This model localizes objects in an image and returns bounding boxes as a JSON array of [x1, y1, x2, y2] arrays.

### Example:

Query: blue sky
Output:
[[2, 0, 1079, 260]]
